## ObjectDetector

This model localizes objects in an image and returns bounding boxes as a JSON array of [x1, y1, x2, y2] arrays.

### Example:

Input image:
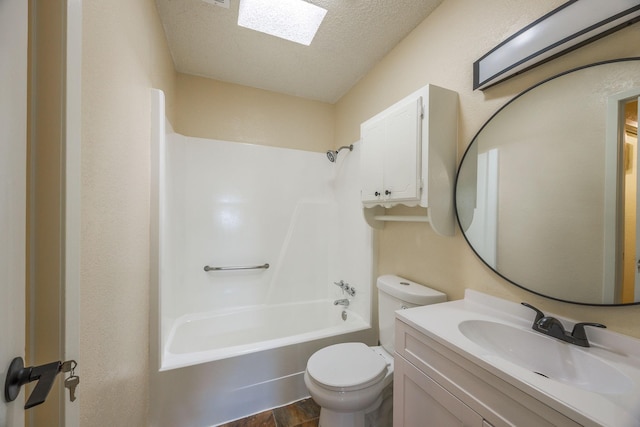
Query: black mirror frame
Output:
[[456, 57, 640, 307]]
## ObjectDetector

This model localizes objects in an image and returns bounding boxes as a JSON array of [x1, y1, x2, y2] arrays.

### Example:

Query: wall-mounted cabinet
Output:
[[359, 84, 458, 236]]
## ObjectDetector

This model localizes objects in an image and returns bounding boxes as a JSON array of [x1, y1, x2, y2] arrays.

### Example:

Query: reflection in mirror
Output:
[[456, 59, 640, 305], [623, 99, 638, 302]]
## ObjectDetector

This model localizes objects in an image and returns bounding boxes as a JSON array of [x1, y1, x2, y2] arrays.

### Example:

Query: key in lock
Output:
[[61, 359, 79, 402], [64, 375, 80, 402]]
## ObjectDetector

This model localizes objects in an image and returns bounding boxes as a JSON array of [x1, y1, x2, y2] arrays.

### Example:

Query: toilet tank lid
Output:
[[376, 275, 447, 305]]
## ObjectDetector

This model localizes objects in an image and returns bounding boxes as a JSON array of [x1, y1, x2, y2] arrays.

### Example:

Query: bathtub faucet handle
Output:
[[344, 285, 356, 297], [333, 280, 356, 297], [333, 280, 346, 290]]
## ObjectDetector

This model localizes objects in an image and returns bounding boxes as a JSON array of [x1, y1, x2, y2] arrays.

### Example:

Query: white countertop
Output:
[[395, 290, 640, 427]]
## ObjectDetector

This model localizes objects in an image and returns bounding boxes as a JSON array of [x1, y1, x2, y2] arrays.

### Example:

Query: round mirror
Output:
[[456, 58, 640, 305]]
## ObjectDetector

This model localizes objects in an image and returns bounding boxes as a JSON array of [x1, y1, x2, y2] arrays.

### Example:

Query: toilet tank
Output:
[[377, 275, 446, 354]]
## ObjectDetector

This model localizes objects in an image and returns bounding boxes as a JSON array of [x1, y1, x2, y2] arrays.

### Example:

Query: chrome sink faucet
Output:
[[521, 302, 606, 347]]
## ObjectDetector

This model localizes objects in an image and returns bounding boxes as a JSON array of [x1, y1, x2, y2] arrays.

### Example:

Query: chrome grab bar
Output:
[[203, 263, 270, 272]]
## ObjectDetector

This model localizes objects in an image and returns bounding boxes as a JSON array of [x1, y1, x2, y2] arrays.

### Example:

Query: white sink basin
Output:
[[458, 319, 633, 394]]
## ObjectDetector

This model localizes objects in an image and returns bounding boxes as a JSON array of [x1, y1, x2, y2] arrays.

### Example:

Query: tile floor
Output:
[[219, 398, 320, 427]]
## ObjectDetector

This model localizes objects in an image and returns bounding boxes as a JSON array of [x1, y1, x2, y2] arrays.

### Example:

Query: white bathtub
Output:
[[152, 301, 374, 427], [161, 300, 369, 371]]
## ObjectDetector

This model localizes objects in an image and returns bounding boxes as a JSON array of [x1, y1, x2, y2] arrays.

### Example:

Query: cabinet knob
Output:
[[374, 191, 380, 196], [385, 190, 391, 195]]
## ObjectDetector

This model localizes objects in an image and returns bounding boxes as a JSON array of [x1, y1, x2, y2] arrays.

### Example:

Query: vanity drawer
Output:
[[395, 319, 583, 427]]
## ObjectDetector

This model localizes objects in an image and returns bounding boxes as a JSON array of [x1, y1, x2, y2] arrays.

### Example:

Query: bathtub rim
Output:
[[160, 300, 371, 371]]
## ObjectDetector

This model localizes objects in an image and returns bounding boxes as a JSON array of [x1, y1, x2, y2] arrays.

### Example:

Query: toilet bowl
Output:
[[304, 275, 446, 427], [305, 343, 392, 411]]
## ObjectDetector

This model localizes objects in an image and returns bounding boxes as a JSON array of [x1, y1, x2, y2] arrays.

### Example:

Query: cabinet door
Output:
[[360, 97, 422, 206], [394, 355, 484, 427], [360, 117, 386, 203], [384, 97, 421, 203]]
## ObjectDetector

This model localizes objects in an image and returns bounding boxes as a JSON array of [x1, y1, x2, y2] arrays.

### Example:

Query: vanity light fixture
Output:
[[237, 0, 327, 46], [473, 0, 640, 90]]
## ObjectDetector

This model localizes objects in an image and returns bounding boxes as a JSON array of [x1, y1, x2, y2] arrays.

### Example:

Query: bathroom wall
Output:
[[174, 74, 335, 152], [81, 0, 176, 425], [335, 0, 640, 337]]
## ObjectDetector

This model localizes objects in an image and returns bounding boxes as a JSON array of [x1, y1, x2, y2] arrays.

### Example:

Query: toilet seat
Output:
[[306, 343, 388, 392]]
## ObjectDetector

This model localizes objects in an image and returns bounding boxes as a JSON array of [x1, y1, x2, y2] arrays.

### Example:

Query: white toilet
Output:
[[304, 275, 446, 427]]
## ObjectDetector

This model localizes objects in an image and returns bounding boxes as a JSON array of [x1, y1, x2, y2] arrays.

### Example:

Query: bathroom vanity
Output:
[[393, 291, 640, 427]]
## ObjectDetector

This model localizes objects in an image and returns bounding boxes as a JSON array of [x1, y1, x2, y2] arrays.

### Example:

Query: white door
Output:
[[0, 0, 28, 425], [1, 1, 80, 425]]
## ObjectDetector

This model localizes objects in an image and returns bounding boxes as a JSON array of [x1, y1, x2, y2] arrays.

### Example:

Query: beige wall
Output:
[[336, 0, 640, 338], [81, 0, 175, 424], [174, 73, 334, 152]]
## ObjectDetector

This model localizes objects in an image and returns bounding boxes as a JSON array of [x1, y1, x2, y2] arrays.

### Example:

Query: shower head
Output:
[[326, 144, 353, 163]]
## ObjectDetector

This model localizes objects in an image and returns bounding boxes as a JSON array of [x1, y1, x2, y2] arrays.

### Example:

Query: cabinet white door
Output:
[[393, 356, 484, 427], [360, 97, 422, 206], [360, 118, 386, 203], [383, 97, 421, 203]]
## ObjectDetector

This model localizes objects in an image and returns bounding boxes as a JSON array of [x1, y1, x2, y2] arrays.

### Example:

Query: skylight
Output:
[[237, 0, 327, 46]]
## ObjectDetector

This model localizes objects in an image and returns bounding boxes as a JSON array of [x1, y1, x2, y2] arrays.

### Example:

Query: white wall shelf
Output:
[[374, 215, 430, 222]]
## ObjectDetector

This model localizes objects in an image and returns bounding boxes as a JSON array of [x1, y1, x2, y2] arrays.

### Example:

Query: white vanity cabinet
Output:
[[393, 319, 581, 427], [359, 84, 458, 236]]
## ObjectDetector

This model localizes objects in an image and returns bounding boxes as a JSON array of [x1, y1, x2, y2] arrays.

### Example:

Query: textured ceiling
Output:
[[155, 0, 444, 103]]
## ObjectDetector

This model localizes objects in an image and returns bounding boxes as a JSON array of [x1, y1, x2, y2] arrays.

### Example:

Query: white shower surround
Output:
[[149, 90, 376, 426]]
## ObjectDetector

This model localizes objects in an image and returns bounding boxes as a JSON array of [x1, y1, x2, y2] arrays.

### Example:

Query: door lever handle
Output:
[[4, 357, 62, 409]]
